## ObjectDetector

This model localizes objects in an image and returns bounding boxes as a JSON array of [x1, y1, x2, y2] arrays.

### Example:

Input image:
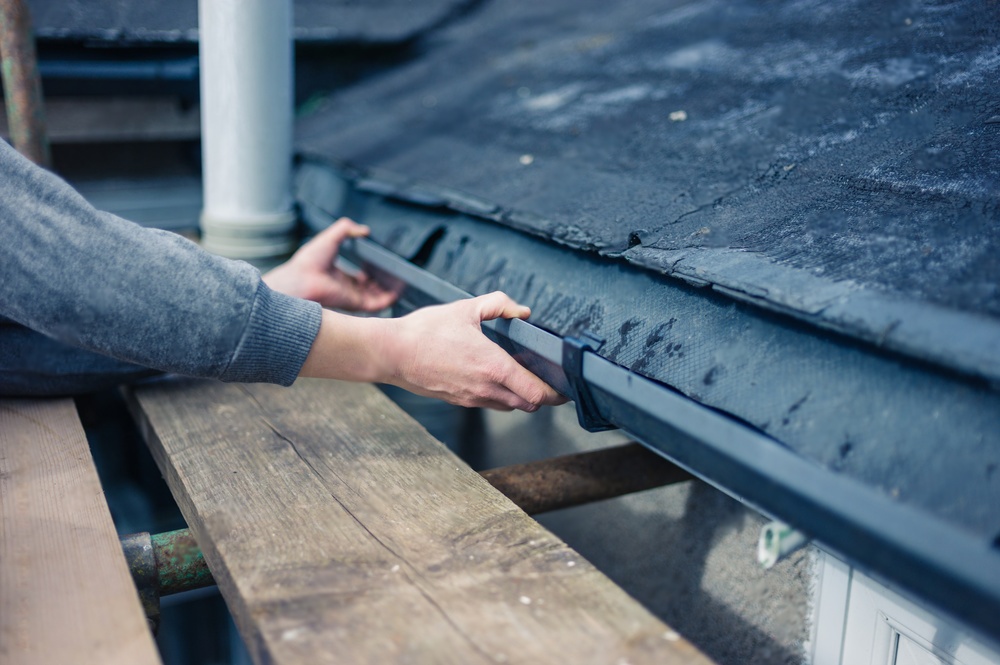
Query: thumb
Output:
[[473, 291, 531, 322], [297, 217, 370, 268]]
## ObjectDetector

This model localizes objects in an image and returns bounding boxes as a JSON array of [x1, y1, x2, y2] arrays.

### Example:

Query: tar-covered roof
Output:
[[297, 0, 1000, 384]]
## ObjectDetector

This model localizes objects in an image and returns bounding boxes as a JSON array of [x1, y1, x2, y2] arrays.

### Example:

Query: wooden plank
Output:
[[0, 399, 161, 665], [127, 378, 712, 665]]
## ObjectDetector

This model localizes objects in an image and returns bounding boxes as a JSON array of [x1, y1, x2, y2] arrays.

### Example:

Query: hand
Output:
[[379, 292, 568, 411], [263, 217, 398, 311], [299, 292, 568, 412]]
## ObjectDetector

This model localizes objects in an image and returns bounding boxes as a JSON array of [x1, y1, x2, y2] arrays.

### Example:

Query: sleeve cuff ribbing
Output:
[[218, 282, 323, 386]]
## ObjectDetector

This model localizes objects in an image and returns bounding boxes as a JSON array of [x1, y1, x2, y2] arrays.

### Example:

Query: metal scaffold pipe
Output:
[[480, 443, 692, 515], [198, 0, 296, 262], [122, 528, 216, 633], [0, 0, 50, 167], [151, 528, 214, 596]]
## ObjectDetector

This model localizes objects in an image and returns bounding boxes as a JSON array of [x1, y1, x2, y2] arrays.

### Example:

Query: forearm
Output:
[[299, 310, 392, 383]]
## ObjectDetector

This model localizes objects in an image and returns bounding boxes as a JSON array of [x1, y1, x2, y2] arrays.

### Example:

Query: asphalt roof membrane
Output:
[[297, 0, 1000, 385]]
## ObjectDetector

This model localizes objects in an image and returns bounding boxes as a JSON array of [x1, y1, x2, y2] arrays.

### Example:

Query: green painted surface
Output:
[[152, 529, 215, 596]]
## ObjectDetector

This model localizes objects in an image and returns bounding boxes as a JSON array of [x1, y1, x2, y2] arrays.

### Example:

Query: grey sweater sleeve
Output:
[[0, 140, 322, 395]]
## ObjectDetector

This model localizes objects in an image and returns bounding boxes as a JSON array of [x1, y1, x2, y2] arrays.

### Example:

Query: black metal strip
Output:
[[340, 236, 1000, 642]]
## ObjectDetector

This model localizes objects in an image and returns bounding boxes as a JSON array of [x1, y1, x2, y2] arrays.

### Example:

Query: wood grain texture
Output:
[[0, 399, 161, 665], [126, 378, 712, 665]]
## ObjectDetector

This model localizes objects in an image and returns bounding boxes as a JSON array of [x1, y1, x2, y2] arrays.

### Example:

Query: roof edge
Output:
[[297, 154, 1000, 388]]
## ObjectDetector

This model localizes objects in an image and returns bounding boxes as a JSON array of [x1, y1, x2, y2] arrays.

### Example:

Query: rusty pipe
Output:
[[122, 528, 216, 630], [480, 442, 692, 515], [151, 528, 215, 596], [0, 0, 49, 167], [123, 528, 215, 599]]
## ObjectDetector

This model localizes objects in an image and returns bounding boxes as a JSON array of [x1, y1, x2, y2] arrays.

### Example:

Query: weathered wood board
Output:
[[0, 398, 161, 665], [127, 378, 711, 665]]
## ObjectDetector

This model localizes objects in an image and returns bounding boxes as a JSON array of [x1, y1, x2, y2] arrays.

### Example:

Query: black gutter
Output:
[[341, 234, 1000, 644]]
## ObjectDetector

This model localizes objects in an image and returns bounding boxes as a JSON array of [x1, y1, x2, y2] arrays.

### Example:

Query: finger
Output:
[[353, 286, 398, 312], [471, 385, 533, 412], [474, 398, 517, 412], [314, 269, 398, 312], [475, 350, 562, 411], [502, 362, 567, 409], [297, 218, 370, 268], [418, 387, 516, 412], [324, 217, 370, 241], [473, 291, 531, 322], [344, 274, 400, 311]]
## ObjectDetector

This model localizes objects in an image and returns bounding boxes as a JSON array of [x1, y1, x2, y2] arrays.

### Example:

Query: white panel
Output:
[[840, 569, 1000, 665], [810, 550, 851, 665], [895, 632, 948, 665]]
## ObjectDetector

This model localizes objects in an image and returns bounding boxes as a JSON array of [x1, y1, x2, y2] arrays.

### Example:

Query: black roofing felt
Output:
[[296, 0, 1000, 384], [27, 0, 475, 45]]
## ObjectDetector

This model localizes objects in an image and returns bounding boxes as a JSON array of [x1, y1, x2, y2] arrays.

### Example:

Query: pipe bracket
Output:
[[562, 332, 617, 432]]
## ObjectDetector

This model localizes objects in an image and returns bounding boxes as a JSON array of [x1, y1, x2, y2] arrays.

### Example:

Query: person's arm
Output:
[[1, 140, 562, 409]]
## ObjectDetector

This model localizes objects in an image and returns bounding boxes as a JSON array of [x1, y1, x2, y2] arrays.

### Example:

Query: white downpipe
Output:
[[198, 0, 296, 261]]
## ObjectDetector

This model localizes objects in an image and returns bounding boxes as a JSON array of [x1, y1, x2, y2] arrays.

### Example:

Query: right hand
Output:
[[378, 292, 567, 412]]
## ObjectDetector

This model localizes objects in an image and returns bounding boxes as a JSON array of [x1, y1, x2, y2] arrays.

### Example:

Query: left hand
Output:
[[263, 218, 399, 311]]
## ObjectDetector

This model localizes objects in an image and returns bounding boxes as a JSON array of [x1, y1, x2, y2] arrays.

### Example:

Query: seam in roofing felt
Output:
[[296, 154, 1000, 387]]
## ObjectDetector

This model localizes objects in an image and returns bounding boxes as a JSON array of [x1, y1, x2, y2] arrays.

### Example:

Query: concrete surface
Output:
[[477, 403, 813, 665]]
